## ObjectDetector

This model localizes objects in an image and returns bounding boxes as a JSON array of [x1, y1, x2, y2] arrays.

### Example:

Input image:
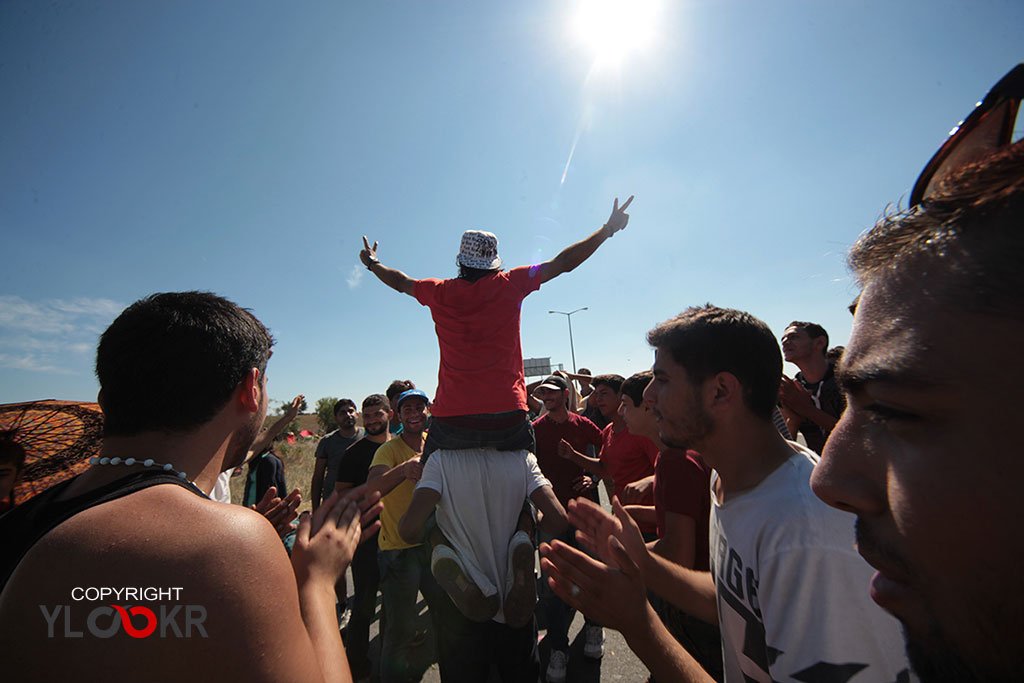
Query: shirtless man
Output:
[[0, 291, 381, 683]]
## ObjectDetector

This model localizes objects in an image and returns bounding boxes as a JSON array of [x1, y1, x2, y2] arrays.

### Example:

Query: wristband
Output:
[[365, 257, 380, 271]]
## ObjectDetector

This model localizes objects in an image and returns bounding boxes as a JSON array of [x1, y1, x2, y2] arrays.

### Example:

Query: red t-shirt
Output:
[[532, 412, 604, 507], [414, 265, 542, 417], [654, 448, 712, 571], [599, 424, 659, 532]]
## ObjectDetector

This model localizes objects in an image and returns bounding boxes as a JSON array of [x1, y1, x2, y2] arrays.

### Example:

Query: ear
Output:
[[814, 336, 827, 355], [707, 372, 741, 410], [239, 367, 261, 412]]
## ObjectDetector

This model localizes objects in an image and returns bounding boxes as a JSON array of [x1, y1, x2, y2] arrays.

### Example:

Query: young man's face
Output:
[[398, 398, 429, 433], [811, 274, 1024, 681], [335, 404, 358, 430], [781, 326, 818, 363], [589, 383, 620, 420], [617, 394, 656, 441], [362, 405, 390, 436], [644, 348, 714, 451], [535, 387, 566, 413]]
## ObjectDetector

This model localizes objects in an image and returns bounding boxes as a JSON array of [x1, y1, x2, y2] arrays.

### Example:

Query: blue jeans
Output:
[[378, 544, 453, 683]]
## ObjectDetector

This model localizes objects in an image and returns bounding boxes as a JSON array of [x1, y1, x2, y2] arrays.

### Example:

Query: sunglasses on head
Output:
[[910, 63, 1023, 208]]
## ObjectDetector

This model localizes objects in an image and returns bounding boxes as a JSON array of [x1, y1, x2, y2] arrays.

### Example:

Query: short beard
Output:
[[661, 408, 714, 451], [903, 627, 1013, 683], [365, 422, 387, 436]]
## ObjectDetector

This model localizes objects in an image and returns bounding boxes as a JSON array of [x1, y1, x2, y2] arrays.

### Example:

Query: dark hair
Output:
[[334, 398, 356, 415], [591, 374, 625, 395], [850, 140, 1024, 319], [621, 371, 653, 408], [386, 380, 415, 401], [826, 346, 846, 366], [647, 305, 781, 419], [457, 261, 501, 283], [362, 394, 389, 412], [96, 292, 274, 437], [786, 321, 829, 350], [577, 367, 592, 377]]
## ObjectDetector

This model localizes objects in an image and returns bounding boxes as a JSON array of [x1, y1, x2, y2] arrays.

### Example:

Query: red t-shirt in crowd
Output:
[[414, 265, 542, 417], [654, 448, 712, 571], [532, 411, 604, 508], [599, 423, 659, 532]]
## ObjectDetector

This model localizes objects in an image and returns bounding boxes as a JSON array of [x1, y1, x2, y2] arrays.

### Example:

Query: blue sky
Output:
[[1, 1, 1021, 413]]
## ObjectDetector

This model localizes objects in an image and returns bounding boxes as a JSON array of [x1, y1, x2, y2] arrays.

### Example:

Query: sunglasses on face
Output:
[[910, 63, 1023, 208]]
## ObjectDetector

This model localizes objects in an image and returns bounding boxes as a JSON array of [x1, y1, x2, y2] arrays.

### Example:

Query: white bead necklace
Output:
[[88, 456, 190, 481]]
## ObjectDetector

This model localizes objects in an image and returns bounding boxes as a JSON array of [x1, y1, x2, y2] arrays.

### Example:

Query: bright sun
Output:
[[571, 0, 661, 68]]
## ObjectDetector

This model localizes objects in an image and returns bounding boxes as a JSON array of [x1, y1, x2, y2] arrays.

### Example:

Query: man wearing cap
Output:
[[360, 197, 631, 669], [365, 388, 458, 683], [531, 373, 604, 681]]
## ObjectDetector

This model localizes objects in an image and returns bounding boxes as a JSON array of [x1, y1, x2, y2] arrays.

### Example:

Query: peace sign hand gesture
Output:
[[360, 235, 380, 268], [604, 195, 634, 235]]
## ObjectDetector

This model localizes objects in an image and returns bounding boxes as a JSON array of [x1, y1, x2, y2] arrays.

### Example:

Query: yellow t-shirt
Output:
[[369, 436, 421, 551]]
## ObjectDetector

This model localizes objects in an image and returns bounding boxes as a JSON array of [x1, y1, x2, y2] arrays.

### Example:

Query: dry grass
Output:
[[229, 439, 320, 514]]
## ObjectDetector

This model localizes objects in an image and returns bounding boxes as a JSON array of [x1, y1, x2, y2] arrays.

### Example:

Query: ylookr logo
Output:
[[40, 586, 208, 639]]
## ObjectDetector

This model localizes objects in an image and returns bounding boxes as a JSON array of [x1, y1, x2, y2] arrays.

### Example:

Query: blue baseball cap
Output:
[[396, 389, 429, 410]]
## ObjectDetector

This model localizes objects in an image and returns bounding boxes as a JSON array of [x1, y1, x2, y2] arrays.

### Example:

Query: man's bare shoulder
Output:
[[0, 482, 317, 681], [6, 482, 288, 610]]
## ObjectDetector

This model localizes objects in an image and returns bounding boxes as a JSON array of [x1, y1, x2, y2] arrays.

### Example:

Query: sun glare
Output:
[[571, 0, 661, 68]]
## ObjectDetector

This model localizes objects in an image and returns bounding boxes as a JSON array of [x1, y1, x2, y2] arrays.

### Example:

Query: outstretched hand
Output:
[[539, 535, 650, 636], [360, 236, 379, 268], [605, 195, 634, 234], [291, 485, 383, 585]]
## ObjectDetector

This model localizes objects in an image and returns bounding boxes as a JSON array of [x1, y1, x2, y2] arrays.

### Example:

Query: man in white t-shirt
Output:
[[399, 430, 567, 681], [540, 305, 909, 682]]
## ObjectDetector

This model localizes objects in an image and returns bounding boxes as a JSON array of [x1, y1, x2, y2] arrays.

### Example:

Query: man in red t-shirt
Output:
[[558, 374, 659, 536], [358, 195, 633, 454], [359, 197, 633, 647], [531, 373, 605, 675]]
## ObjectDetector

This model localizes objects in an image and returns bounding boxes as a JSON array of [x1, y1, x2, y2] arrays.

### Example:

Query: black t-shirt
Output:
[[336, 437, 385, 487], [795, 363, 846, 454]]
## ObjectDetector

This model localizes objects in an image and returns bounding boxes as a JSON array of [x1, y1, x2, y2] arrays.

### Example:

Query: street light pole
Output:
[[548, 307, 588, 374]]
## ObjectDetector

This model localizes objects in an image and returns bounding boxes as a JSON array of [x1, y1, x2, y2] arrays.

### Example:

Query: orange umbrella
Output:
[[0, 400, 103, 505]]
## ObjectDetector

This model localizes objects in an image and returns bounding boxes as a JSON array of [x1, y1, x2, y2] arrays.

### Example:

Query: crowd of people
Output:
[[0, 64, 1022, 683]]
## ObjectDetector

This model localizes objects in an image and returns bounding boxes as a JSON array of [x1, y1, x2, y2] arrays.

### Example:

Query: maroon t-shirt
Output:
[[654, 448, 712, 571], [599, 424, 659, 533], [532, 412, 604, 508]]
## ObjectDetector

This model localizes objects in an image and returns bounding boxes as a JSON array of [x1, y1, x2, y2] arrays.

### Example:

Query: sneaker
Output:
[[583, 624, 604, 658], [431, 544, 499, 622], [502, 530, 537, 628], [546, 649, 568, 683]]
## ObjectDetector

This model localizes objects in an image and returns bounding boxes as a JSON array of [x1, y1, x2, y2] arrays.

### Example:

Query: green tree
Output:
[[315, 397, 340, 433]]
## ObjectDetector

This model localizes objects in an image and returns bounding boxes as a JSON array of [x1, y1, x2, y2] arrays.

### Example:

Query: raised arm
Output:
[[360, 236, 416, 296], [538, 196, 633, 284]]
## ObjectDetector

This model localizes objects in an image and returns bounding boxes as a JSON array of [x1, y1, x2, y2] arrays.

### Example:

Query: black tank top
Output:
[[0, 471, 208, 592]]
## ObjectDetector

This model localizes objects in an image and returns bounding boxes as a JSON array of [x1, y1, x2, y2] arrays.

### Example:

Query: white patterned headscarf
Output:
[[457, 230, 502, 270]]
